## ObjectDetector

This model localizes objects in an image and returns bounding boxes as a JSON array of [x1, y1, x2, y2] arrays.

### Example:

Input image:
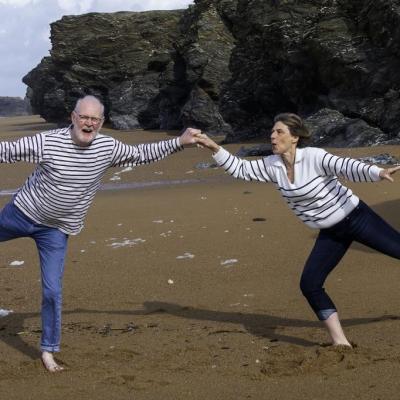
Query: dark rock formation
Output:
[[176, 0, 236, 134], [0, 97, 31, 117], [23, 4, 235, 134], [221, 0, 400, 145], [358, 154, 400, 165], [24, 11, 184, 128], [236, 144, 273, 157], [305, 108, 389, 147], [23, 0, 400, 146]]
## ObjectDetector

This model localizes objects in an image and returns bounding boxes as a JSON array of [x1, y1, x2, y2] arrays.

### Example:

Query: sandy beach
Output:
[[0, 116, 400, 400]]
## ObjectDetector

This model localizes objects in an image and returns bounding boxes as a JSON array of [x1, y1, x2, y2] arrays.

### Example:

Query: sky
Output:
[[0, 0, 194, 98]]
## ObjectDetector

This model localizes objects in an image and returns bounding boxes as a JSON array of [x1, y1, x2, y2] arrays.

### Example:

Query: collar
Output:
[[271, 147, 305, 167]]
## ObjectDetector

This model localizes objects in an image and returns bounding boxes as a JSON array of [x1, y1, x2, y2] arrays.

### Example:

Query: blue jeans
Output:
[[0, 202, 68, 352], [300, 200, 400, 320]]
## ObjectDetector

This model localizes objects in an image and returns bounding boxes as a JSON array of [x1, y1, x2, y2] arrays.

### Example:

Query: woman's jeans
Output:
[[0, 202, 68, 352], [300, 200, 400, 320]]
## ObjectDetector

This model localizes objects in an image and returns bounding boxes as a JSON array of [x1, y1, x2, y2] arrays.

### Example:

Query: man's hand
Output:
[[379, 165, 400, 182], [179, 128, 202, 147]]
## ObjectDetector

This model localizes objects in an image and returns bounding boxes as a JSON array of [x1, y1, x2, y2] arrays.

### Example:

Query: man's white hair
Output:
[[74, 95, 104, 116]]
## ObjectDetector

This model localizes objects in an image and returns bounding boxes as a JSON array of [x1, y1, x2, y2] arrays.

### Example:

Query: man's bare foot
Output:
[[41, 351, 64, 372]]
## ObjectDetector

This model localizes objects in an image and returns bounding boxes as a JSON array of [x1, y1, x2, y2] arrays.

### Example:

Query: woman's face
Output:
[[270, 121, 298, 155]]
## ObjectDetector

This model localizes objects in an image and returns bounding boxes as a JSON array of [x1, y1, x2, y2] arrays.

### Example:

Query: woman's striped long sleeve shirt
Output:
[[213, 146, 383, 229]]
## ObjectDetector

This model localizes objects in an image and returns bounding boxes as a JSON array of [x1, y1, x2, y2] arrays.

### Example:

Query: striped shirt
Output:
[[213, 146, 383, 229], [0, 126, 183, 234]]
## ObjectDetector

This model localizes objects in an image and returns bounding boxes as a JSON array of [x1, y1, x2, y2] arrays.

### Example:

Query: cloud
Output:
[[57, 0, 94, 14], [89, 0, 194, 12], [0, 0, 194, 97], [139, 0, 195, 10], [39, 26, 51, 43], [0, 0, 33, 6]]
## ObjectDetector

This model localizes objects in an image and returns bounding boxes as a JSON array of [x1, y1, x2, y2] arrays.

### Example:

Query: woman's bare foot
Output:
[[41, 351, 64, 372], [323, 312, 352, 347]]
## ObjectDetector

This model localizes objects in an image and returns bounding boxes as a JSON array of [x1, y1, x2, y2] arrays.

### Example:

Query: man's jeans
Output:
[[0, 201, 68, 352]]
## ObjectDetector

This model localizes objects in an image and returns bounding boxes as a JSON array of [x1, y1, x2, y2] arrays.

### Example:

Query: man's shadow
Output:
[[1, 303, 399, 360], [1, 199, 399, 359]]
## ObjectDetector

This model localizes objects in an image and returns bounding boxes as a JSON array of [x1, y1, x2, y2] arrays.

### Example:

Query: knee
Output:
[[42, 285, 62, 304], [300, 274, 319, 298]]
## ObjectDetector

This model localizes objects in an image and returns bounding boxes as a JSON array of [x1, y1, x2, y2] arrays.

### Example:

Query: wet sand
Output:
[[0, 116, 400, 400]]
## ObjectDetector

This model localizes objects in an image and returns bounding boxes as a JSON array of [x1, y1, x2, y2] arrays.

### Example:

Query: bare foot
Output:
[[323, 312, 352, 348], [333, 341, 353, 348], [41, 351, 64, 372]]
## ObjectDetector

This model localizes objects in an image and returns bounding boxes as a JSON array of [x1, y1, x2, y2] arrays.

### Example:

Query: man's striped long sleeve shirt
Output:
[[0, 127, 182, 234]]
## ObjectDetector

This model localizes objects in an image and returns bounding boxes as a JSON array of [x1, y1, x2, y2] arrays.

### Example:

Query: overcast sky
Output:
[[0, 0, 194, 98]]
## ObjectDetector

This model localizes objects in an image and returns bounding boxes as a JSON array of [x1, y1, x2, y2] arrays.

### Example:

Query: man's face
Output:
[[70, 100, 104, 146]]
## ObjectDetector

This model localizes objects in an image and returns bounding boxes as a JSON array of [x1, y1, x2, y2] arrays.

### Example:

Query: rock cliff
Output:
[[221, 0, 400, 145], [0, 97, 31, 117], [23, 0, 400, 146]]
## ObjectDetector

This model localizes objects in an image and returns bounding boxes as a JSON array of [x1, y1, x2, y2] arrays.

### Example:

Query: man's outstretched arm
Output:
[[0, 133, 43, 164], [110, 128, 202, 167]]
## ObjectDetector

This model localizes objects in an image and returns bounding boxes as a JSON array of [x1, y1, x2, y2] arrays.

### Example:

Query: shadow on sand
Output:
[[0, 199, 399, 360], [1, 302, 399, 360]]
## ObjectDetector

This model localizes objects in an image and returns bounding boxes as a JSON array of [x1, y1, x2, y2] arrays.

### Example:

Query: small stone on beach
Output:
[[9, 260, 24, 267], [176, 252, 195, 259], [0, 309, 13, 317]]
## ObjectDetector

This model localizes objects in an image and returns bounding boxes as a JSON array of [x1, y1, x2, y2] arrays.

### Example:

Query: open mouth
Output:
[[82, 128, 93, 133]]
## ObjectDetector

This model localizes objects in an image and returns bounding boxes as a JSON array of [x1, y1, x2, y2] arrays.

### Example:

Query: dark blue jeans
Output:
[[300, 200, 400, 320], [0, 202, 68, 352]]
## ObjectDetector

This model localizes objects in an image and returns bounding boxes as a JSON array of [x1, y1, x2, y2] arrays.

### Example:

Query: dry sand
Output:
[[0, 116, 399, 400]]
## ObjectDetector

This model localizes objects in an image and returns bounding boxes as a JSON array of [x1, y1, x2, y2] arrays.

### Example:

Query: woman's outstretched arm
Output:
[[195, 132, 274, 183]]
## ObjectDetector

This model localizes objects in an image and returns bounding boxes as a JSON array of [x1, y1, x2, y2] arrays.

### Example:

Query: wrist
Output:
[[211, 144, 220, 153]]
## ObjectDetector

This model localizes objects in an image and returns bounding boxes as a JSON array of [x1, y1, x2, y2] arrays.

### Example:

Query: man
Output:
[[0, 95, 200, 372]]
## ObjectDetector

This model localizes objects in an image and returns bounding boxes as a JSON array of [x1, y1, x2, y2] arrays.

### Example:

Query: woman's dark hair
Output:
[[274, 113, 311, 147]]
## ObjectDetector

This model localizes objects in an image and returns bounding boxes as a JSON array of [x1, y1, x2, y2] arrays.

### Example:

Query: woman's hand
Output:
[[194, 133, 221, 153], [379, 165, 400, 182]]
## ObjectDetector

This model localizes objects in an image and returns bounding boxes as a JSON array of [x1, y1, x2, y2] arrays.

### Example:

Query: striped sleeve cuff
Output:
[[175, 137, 184, 150], [369, 165, 383, 181], [212, 147, 231, 165]]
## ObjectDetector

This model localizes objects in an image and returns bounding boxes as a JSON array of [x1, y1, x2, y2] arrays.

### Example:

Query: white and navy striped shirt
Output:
[[0, 126, 183, 234], [213, 146, 383, 229]]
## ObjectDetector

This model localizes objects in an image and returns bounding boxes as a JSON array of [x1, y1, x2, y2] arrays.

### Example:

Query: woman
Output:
[[195, 113, 400, 346]]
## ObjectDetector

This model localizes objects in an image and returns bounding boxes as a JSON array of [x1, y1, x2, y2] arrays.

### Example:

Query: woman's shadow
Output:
[[1, 199, 399, 359], [1, 303, 399, 360]]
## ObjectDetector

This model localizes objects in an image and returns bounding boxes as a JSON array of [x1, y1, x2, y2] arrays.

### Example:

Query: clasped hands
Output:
[[180, 127, 400, 181], [179, 127, 220, 153]]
